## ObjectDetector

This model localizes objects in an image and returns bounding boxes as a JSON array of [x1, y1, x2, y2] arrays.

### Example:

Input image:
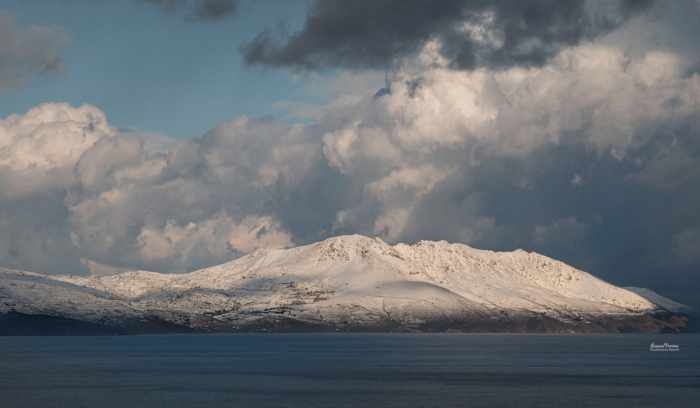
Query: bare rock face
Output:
[[0, 235, 691, 334]]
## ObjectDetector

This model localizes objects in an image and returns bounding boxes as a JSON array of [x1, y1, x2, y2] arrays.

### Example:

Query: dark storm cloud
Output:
[[242, 0, 654, 70], [143, 0, 237, 22]]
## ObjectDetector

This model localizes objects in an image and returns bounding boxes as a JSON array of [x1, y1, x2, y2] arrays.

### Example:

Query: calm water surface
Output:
[[0, 333, 698, 408]]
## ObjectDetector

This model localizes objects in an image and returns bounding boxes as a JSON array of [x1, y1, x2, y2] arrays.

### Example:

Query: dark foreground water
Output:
[[0, 334, 698, 408]]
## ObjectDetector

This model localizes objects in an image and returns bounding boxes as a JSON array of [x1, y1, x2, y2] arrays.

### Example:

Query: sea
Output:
[[0, 333, 698, 408]]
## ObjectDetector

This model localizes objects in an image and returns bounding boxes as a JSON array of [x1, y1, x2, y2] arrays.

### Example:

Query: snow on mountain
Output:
[[624, 287, 691, 313], [0, 235, 688, 333]]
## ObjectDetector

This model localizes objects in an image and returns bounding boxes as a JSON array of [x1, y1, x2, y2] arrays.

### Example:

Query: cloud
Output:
[[242, 0, 653, 70], [0, 13, 69, 91], [143, 0, 238, 22], [0, 103, 309, 273], [0, 103, 113, 200], [0, 191, 85, 275], [136, 213, 291, 271], [0, 103, 115, 274], [64, 115, 318, 272], [673, 228, 700, 265]]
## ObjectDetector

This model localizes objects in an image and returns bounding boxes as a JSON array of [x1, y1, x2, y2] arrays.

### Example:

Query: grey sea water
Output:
[[0, 333, 698, 408]]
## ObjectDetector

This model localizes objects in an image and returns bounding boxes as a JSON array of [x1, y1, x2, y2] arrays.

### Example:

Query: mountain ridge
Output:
[[0, 235, 690, 334]]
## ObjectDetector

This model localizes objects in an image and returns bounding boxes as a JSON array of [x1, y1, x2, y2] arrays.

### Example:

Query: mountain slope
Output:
[[624, 287, 692, 314], [0, 235, 689, 334]]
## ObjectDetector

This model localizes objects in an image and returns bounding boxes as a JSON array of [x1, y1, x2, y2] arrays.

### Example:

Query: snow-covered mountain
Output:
[[624, 287, 691, 314], [0, 235, 690, 334]]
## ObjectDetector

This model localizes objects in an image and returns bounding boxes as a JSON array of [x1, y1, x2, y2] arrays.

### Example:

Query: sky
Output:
[[0, 0, 317, 138], [1, 0, 699, 309]]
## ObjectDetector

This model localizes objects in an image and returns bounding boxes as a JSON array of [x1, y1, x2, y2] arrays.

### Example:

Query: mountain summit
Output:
[[0, 235, 689, 334]]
